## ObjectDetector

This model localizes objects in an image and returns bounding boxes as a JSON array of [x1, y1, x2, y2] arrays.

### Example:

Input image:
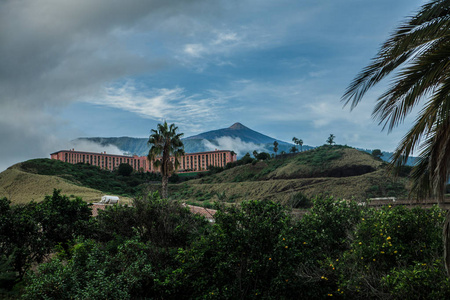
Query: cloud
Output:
[[68, 140, 123, 156], [184, 44, 207, 57], [202, 137, 268, 157], [87, 81, 225, 134], [0, 0, 215, 170]]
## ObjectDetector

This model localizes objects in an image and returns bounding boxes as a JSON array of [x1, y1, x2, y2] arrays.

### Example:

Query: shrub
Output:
[[174, 200, 303, 299], [23, 238, 156, 300], [336, 205, 445, 297], [117, 163, 134, 176], [382, 260, 450, 299], [288, 192, 312, 208]]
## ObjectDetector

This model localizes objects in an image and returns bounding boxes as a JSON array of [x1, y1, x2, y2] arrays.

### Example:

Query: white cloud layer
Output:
[[68, 140, 123, 156], [202, 137, 268, 157], [87, 82, 225, 133]]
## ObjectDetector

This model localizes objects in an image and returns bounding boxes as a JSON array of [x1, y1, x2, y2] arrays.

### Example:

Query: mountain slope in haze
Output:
[[75, 122, 306, 156], [185, 122, 291, 145]]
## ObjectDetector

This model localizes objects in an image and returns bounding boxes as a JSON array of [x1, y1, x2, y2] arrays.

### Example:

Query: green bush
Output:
[[336, 205, 445, 297], [174, 200, 303, 299], [382, 260, 450, 299], [117, 163, 134, 176], [23, 238, 156, 300]]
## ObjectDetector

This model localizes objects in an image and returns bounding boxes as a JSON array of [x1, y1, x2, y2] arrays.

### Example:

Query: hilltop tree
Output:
[[326, 134, 335, 146], [372, 149, 383, 160], [289, 146, 298, 153], [293, 137, 304, 151], [148, 122, 184, 199], [341, 0, 450, 275], [253, 150, 258, 159], [273, 141, 279, 157]]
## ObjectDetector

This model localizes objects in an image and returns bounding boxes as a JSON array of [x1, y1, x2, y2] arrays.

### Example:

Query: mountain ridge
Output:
[[75, 122, 305, 156], [184, 122, 291, 145]]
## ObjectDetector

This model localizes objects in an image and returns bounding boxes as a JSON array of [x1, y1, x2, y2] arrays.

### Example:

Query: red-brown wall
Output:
[[50, 149, 237, 173]]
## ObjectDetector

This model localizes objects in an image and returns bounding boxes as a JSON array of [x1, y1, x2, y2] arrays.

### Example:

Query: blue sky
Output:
[[0, 0, 426, 171]]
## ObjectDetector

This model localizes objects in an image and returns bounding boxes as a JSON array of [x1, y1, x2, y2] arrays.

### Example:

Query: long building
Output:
[[50, 149, 237, 173]]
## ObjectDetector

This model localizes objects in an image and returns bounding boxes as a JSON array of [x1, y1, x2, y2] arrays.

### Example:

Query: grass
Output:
[[2, 146, 408, 206], [168, 169, 408, 205], [0, 167, 106, 204], [19, 159, 162, 197], [167, 146, 407, 205]]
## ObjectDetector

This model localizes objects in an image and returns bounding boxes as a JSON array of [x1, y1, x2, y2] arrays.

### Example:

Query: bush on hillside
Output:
[[117, 163, 134, 176]]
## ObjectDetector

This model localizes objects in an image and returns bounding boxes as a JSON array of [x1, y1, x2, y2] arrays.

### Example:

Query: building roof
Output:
[[50, 150, 135, 157], [51, 149, 234, 157]]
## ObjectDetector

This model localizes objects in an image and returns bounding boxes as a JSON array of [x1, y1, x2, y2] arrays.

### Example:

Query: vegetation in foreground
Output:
[[1, 190, 449, 299]]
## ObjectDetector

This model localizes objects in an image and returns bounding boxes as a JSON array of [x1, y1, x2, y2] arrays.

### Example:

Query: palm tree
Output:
[[341, 0, 450, 275], [148, 121, 184, 199], [289, 146, 298, 153], [273, 141, 279, 157], [298, 139, 303, 152]]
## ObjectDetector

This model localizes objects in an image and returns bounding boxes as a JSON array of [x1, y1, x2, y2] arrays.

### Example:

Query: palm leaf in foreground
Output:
[[341, 0, 450, 276]]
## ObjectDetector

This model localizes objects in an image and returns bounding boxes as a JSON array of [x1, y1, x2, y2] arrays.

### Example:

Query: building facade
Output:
[[50, 149, 237, 173]]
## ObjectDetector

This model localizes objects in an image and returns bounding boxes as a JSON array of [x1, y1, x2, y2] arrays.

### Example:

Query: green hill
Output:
[[0, 159, 146, 204], [169, 145, 410, 206], [0, 145, 410, 206]]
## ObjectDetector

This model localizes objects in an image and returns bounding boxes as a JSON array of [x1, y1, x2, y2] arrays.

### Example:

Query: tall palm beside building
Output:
[[341, 0, 450, 275], [148, 122, 185, 199]]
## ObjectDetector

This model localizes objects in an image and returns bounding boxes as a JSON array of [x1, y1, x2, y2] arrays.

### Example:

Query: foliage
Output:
[[372, 149, 383, 160], [292, 137, 304, 152], [117, 163, 134, 176], [95, 192, 208, 247], [0, 198, 46, 282], [326, 134, 335, 145], [298, 196, 363, 261], [273, 140, 279, 156], [147, 121, 184, 199], [256, 152, 271, 160], [20, 158, 162, 197], [382, 260, 450, 299], [37, 190, 92, 250], [174, 200, 304, 299], [0, 254, 15, 296], [11, 192, 450, 299], [337, 205, 446, 297], [295, 145, 345, 167], [22, 238, 156, 300], [0, 190, 93, 291], [342, 0, 450, 200], [288, 192, 312, 208]]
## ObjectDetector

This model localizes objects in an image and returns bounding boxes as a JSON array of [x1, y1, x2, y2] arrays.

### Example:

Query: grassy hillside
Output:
[[169, 145, 409, 206], [1, 145, 409, 206], [0, 167, 105, 204], [0, 159, 143, 204]]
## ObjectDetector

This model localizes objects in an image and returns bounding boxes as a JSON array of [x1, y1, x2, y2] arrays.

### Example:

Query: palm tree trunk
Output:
[[444, 210, 450, 277], [161, 175, 169, 199]]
